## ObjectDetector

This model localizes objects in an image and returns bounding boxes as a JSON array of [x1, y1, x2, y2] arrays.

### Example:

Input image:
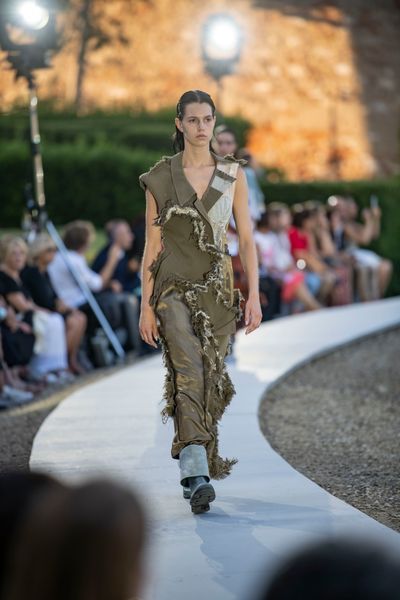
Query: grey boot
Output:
[[179, 444, 215, 513]]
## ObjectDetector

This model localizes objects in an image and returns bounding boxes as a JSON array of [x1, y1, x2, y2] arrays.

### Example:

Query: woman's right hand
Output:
[[139, 305, 159, 348]]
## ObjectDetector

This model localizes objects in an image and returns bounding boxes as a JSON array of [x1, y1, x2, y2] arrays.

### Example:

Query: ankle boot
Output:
[[179, 444, 215, 513], [187, 476, 216, 513]]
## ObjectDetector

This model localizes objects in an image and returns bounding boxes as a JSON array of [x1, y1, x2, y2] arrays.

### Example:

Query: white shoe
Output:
[[2, 385, 34, 404]]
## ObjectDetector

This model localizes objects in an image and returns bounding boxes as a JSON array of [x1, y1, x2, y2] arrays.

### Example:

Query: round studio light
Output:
[[203, 14, 241, 61], [17, 1, 50, 31]]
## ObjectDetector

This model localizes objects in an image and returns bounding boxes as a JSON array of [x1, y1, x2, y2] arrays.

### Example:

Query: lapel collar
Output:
[[170, 150, 238, 223], [170, 151, 196, 206], [202, 151, 237, 212]]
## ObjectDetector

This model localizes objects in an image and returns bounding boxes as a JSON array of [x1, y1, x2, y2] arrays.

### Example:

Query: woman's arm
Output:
[[139, 189, 163, 347], [5, 291, 35, 314], [232, 168, 262, 335]]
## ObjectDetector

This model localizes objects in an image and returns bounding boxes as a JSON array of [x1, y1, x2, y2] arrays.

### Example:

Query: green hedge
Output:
[[0, 109, 250, 153], [0, 141, 399, 296]]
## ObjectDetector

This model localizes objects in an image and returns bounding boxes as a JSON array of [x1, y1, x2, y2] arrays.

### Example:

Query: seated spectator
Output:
[[0, 293, 35, 382], [336, 195, 392, 301], [47, 221, 124, 342], [92, 220, 140, 352], [0, 298, 42, 407], [257, 537, 400, 600], [289, 205, 337, 304], [21, 234, 87, 374], [0, 471, 65, 597], [237, 148, 266, 224], [254, 206, 321, 312], [0, 236, 69, 383], [5, 479, 147, 600], [312, 200, 354, 305]]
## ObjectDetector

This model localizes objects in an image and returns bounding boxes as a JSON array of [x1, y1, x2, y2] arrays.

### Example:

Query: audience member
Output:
[[335, 196, 392, 301], [237, 148, 266, 224], [255, 207, 322, 312], [92, 219, 140, 351], [311, 201, 354, 305], [0, 471, 65, 597], [0, 236, 69, 383], [5, 478, 147, 600], [48, 221, 124, 340], [21, 234, 87, 374], [289, 205, 337, 304], [214, 124, 238, 157], [257, 537, 400, 600]]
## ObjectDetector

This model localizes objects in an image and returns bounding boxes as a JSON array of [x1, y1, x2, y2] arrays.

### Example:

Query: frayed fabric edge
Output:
[[153, 202, 243, 480]]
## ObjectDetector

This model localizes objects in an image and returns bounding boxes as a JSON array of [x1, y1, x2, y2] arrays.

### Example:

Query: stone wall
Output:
[[1, 0, 399, 180]]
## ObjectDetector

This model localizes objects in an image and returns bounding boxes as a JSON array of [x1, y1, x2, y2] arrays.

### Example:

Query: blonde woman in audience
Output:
[[0, 235, 70, 383], [21, 234, 87, 374]]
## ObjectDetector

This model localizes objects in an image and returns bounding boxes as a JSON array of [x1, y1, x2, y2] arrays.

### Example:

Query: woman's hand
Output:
[[139, 305, 159, 348], [244, 293, 263, 335]]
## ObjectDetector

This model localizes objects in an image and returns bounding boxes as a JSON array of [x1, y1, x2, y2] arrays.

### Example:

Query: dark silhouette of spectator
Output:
[[5, 479, 147, 600], [0, 471, 65, 598], [257, 537, 400, 600]]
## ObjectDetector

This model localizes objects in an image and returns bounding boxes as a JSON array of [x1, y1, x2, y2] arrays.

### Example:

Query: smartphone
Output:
[[370, 195, 379, 208]]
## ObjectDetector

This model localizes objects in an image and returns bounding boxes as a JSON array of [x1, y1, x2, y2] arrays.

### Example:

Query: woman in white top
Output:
[[48, 221, 121, 309]]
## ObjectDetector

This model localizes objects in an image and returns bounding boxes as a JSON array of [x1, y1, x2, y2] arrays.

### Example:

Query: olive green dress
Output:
[[139, 150, 245, 480]]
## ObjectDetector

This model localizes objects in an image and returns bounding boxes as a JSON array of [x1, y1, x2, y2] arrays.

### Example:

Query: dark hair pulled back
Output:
[[173, 90, 216, 153]]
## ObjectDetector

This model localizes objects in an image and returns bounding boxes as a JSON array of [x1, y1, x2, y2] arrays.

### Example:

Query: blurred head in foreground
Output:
[[0, 471, 65, 598], [258, 537, 400, 600], [5, 478, 147, 600]]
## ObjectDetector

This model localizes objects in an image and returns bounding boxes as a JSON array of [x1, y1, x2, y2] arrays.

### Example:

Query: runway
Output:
[[31, 297, 400, 600]]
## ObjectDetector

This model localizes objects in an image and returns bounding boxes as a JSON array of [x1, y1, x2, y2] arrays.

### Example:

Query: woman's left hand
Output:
[[244, 293, 263, 335]]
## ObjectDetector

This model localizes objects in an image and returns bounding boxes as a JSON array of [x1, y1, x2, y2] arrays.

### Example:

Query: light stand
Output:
[[0, 1, 125, 360], [201, 13, 243, 116]]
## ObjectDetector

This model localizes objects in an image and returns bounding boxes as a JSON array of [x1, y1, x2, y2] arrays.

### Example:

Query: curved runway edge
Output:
[[30, 297, 400, 600]]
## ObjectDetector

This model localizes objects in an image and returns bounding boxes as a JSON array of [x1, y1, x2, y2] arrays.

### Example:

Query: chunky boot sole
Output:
[[190, 483, 215, 514]]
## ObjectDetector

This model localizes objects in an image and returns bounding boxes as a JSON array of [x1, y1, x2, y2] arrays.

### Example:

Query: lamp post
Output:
[[201, 13, 243, 114]]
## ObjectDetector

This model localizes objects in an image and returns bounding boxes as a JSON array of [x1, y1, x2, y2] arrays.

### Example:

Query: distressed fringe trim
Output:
[[154, 201, 243, 479]]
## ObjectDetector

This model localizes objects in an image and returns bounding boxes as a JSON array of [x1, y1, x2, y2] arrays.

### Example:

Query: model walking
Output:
[[139, 90, 262, 513]]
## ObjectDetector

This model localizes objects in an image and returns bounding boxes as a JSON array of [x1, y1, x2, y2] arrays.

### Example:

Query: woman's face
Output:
[[38, 246, 57, 267], [175, 102, 216, 148], [216, 131, 237, 156], [5, 244, 27, 272]]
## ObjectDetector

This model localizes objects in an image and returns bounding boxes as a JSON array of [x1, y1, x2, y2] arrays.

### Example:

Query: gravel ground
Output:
[[259, 326, 400, 532]]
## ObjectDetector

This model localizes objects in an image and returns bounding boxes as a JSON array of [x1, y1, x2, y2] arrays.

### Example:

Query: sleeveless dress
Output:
[[139, 150, 245, 479]]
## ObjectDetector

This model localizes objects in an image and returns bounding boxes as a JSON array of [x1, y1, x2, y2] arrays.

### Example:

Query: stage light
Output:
[[17, 1, 50, 31], [203, 15, 241, 61], [201, 13, 243, 81]]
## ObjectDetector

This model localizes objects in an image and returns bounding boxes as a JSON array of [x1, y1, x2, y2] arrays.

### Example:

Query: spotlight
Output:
[[0, 0, 58, 72], [18, 1, 50, 31], [201, 13, 243, 81]]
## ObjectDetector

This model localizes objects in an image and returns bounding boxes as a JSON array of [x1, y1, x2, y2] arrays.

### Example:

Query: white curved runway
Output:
[[31, 298, 400, 600]]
